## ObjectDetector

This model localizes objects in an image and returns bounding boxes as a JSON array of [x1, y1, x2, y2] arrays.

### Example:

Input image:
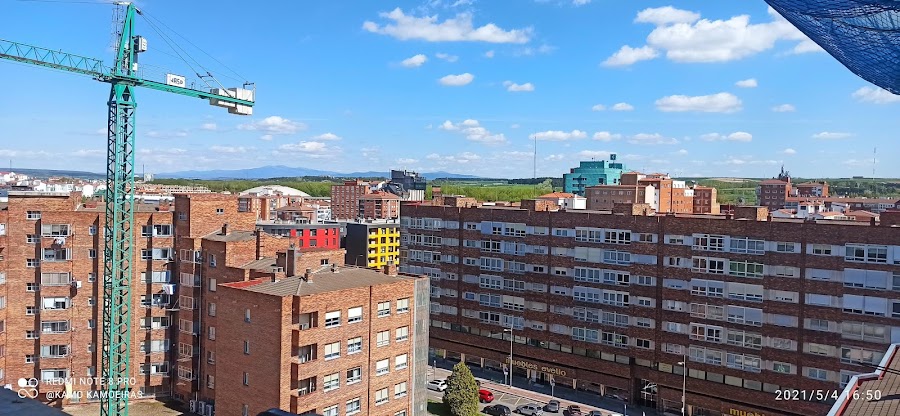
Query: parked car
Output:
[[484, 404, 512, 416], [543, 400, 560, 412], [565, 405, 584, 416], [427, 380, 447, 392], [516, 403, 544, 416], [585, 411, 604, 416], [479, 389, 495, 403]]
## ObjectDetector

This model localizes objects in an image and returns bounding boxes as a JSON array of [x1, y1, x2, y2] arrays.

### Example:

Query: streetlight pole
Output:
[[504, 326, 513, 387], [678, 355, 687, 416]]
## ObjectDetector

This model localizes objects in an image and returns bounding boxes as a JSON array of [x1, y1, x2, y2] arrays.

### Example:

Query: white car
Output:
[[516, 403, 544, 415], [427, 380, 448, 392]]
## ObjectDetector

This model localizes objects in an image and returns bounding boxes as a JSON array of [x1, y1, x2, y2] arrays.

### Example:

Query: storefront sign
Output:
[[728, 409, 766, 416], [505, 357, 568, 377]]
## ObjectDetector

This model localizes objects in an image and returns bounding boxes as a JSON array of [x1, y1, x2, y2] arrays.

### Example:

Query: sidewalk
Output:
[[430, 358, 659, 416]]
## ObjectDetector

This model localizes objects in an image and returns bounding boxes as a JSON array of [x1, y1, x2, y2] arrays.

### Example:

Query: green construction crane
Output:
[[0, 3, 255, 415]]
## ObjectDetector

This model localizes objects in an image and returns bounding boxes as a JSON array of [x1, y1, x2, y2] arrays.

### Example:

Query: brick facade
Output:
[[401, 200, 900, 416]]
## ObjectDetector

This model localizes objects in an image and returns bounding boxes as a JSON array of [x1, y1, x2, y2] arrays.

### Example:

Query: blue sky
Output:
[[2, 0, 898, 178]]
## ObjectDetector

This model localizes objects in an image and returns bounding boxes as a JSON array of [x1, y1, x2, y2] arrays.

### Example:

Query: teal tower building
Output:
[[563, 154, 626, 196]]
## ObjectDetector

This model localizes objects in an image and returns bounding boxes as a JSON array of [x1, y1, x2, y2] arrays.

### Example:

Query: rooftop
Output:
[[241, 257, 281, 272], [538, 192, 579, 199], [831, 343, 900, 416], [240, 185, 310, 197], [203, 230, 257, 242], [229, 265, 414, 297]]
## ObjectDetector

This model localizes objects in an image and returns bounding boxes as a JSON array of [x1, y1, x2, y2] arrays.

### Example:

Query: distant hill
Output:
[[157, 165, 480, 180], [5, 168, 104, 180]]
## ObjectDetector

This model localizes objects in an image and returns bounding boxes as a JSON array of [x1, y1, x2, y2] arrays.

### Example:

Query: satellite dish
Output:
[[738, 198, 746, 205]]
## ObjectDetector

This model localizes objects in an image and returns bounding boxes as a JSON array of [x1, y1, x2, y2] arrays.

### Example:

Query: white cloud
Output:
[[278, 141, 332, 154], [701, 131, 753, 142], [311, 132, 342, 141], [439, 73, 474, 86], [439, 119, 508, 144], [592, 131, 622, 141], [843, 158, 878, 167], [397, 158, 419, 164], [611, 102, 634, 111], [238, 116, 306, 135], [545, 154, 565, 161], [771, 104, 796, 112], [503, 81, 535, 92], [601, 45, 659, 67], [529, 130, 588, 141], [401, 54, 428, 67], [655, 92, 742, 113], [509, 123, 520, 129], [851, 86, 900, 104], [573, 0, 591, 6], [792, 39, 824, 54], [591, 104, 606, 111], [362, 8, 533, 43], [635, 6, 700, 25], [674, 149, 689, 155], [425, 151, 482, 164], [780, 148, 797, 155], [200, 123, 218, 131], [629, 133, 678, 145], [73, 149, 104, 157], [812, 131, 852, 139], [735, 78, 758, 88], [260, 134, 273, 141], [578, 150, 613, 159], [515, 44, 556, 56], [436, 52, 459, 62], [484, 50, 495, 58], [606, 6, 820, 66], [210, 145, 250, 154], [713, 157, 779, 166], [137, 148, 187, 155]]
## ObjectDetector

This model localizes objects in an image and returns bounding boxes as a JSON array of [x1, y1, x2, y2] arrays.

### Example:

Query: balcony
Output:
[[294, 312, 317, 331], [293, 344, 317, 364], [295, 377, 317, 397]]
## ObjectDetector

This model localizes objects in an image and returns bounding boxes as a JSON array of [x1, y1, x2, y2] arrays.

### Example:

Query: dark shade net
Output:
[[766, 0, 900, 94]]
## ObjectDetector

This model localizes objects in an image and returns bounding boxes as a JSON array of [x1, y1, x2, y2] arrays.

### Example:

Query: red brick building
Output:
[[756, 179, 792, 210], [359, 191, 401, 220], [401, 198, 900, 416], [256, 222, 342, 251], [0, 191, 175, 402], [692, 186, 720, 214], [331, 180, 372, 221], [211, 263, 429, 416], [794, 181, 829, 198]]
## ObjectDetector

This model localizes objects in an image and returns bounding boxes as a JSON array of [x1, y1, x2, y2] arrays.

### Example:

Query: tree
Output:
[[443, 362, 479, 416]]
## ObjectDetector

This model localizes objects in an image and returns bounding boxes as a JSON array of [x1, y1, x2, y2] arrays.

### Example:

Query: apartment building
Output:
[[359, 191, 400, 220], [213, 262, 429, 416], [256, 222, 341, 250], [692, 186, 720, 215], [331, 180, 371, 221], [344, 221, 401, 269], [400, 199, 900, 416], [563, 156, 628, 197], [757, 179, 792, 210], [0, 191, 175, 402]]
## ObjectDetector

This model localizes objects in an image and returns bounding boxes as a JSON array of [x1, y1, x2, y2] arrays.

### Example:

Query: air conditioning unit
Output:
[[189, 400, 197, 413], [299, 323, 310, 330], [198, 401, 206, 415], [74, 281, 83, 289], [205, 404, 214, 416]]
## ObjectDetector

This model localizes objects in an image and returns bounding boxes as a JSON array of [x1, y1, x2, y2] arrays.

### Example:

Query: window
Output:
[[26, 283, 37, 292], [346, 367, 361, 384], [376, 359, 390, 375], [42, 297, 70, 310], [208, 254, 216, 267], [348, 306, 362, 323], [346, 398, 361, 415], [243, 340, 250, 355], [324, 342, 340, 360], [395, 354, 408, 370], [377, 330, 390, 347], [772, 362, 793, 374], [806, 367, 828, 381], [41, 272, 72, 286], [243, 372, 249, 386], [41, 369, 68, 382], [396, 326, 409, 342], [40, 345, 69, 358], [810, 244, 832, 255], [208, 302, 217, 317], [375, 387, 389, 405], [378, 301, 391, 317], [775, 242, 796, 253], [397, 298, 410, 313], [27, 211, 41, 220], [324, 372, 340, 391], [347, 337, 362, 354], [26, 234, 38, 244], [730, 237, 765, 255], [394, 382, 408, 398], [26, 259, 39, 268], [324, 310, 341, 328], [207, 375, 215, 389], [41, 321, 70, 334], [635, 338, 652, 349]]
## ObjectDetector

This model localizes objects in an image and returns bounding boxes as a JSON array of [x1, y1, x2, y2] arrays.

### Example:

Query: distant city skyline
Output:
[[2, 1, 898, 178]]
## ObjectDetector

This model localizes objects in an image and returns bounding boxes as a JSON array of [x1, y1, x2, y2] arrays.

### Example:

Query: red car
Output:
[[479, 389, 495, 403]]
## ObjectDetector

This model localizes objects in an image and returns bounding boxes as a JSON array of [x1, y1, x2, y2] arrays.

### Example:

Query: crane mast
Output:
[[0, 3, 255, 416]]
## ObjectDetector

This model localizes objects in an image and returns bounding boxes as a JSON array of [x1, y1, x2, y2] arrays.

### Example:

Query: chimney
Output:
[[303, 268, 312, 281], [870, 217, 877, 227], [220, 223, 228, 235], [382, 260, 398, 277], [331, 263, 338, 273], [255, 230, 262, 260], [285, 245, 297, 277]]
